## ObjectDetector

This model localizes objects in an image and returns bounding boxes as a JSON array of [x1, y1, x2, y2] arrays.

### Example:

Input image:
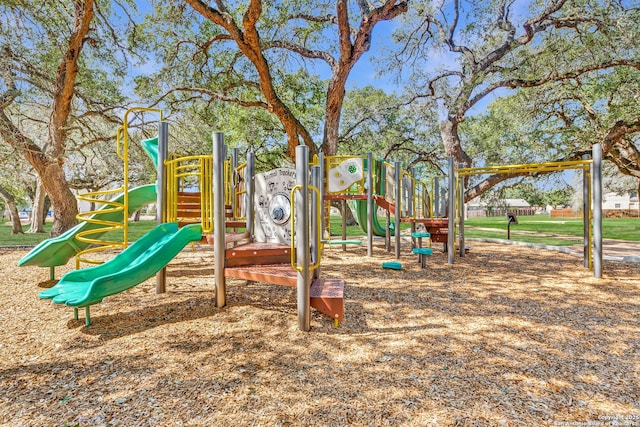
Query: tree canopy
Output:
[[0, 0, 638, 235]]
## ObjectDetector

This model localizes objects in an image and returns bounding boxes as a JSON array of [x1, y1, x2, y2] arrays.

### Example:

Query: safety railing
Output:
[[233, 161, 248, 221], [224, 157, 233, 209], [74, 107, 162, 268], [407, 176, 432, 219], [165, 155, 214, 233], [290, 184, 322, 272], [381, 160, 395, 202], [75, 186, 127, 268]]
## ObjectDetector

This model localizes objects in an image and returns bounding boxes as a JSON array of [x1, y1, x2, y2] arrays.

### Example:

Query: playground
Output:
[[3, 113, 638, 425], [1, 241, 639, 425]]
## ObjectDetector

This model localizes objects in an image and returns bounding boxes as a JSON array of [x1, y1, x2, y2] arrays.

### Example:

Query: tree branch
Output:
[[48, 0, 95, 161]]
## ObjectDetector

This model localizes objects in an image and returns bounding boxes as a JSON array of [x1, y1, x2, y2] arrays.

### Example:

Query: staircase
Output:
[[223, 242, 344, 324]]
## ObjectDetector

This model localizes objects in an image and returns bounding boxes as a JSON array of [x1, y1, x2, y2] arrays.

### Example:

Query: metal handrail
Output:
[[290, 184, 322, 272], [75, 187, 127, 268], [233, 161, 248, 221], [165, 155, 214, 233]]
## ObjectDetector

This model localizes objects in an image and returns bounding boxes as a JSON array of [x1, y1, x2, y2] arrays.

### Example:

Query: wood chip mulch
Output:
[[0, 242, 638, 426]]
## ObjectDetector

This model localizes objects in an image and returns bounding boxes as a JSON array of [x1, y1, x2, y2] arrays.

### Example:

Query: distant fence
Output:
[[466, 208, 536, 218], [550, 208, 639, 218], [550, 208, 582, 218], [603, 209, 639, 218]]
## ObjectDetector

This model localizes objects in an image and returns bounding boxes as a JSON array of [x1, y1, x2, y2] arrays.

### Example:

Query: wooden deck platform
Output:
[[224, 263, 298, 287], [225, 242, 291, 268]]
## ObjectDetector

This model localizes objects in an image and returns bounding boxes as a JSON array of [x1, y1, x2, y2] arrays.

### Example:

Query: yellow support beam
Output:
[[457, 159, 592, 176]]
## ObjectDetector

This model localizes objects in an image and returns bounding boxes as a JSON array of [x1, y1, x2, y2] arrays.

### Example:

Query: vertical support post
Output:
[[311, 165, 321, 278], [582, 154, 591, 268], [394, 161, 401, 260], [231, 148, 238, 221], [408, 168, 415, 218], [409, 168, 416, 249], [246, 150, 255, 239], [385, 210, 391, 252], [49, 267, 55, 281], [434, 178, 440, 217], [341, 200, 347, 251], [447, 157, 455, 265], [458, 164, 465, 257], [295, 145, 311, 332], [592, 143, 603, 279], [318, 152, 326, 240], [213, 132, 226, 307], [367, 153, 373, 257], [156, 121, 169, 293]]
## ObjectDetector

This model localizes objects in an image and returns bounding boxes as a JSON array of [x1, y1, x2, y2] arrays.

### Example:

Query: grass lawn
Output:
[[2, 215, 637, 247], [0, 221, 54, 246], [0, 219, 157, 247], [327, 215, 411, 237], [464, 215, 640, 242]]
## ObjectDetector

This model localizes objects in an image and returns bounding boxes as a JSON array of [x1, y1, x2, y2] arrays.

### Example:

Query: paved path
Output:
[[463, 226, 640, 263]]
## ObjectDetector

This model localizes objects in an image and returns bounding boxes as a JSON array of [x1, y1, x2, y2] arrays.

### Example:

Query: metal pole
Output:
[[458, 164, 465, 257], [311, 165, 321, 278], [156, 121, 168, 293], [296, 145, 311, 331], [394, 161, 401, 259], [409, 168, 416, 249], [592, 143, 603, 279], [408, 168, 415, 218], [385, 210, 391, 252], [213, 132, 226, 307], [231, 148, 238, 221], [341, 199, 347, 252], [246, 150, 255, 239], [582, 154, 591, 268], [367, 153, 373, 257], [447, 157, 455, 264], [318, 152, 325, 240], [434, 178, 440, 217]]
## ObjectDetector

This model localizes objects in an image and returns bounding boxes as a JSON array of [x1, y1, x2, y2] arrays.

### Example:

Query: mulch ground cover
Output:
[[0, 242, 638, 426]]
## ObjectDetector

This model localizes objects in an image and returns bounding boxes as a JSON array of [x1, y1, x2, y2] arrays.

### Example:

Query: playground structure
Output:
[[452, 149, 604, 278], [17, 108, 164, 277], [27, 110, 344, 331], [317, 149, 605, 279], [21, 105, 606, 330], [318, 153, 451, 258]]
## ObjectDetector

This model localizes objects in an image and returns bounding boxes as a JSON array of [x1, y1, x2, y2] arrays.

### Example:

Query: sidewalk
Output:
[[464, 226, 640, 263]]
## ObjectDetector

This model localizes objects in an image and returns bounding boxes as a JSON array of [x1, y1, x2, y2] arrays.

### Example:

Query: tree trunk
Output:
[[637, 179, 640, 219], [329, 200, 358, 226], [41, 164, 78, 237], [42, 195, 51, 223], [0, 184, 23, 234], [0, 0, 92, 237], [27, 178, 46, 233], [440, 118, 472, 168], [322, 78, 347, 156]]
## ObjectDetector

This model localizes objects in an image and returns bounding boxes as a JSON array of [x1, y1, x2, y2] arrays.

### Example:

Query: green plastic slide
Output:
[[353, 199, 394, 237], [39, 222, 202, 308], [18, 136, 160, 268], [17, 184, 157, 268]]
